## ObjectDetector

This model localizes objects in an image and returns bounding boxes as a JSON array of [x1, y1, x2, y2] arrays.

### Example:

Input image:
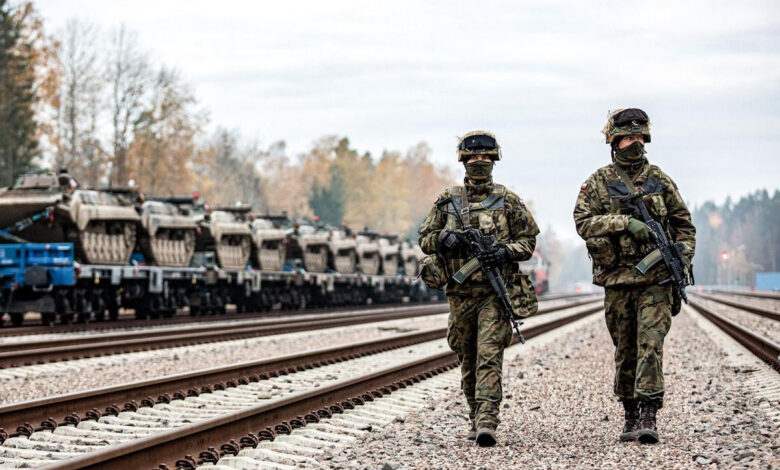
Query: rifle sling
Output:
[[612, 164, 639, 196], [456, 185, 471, 229]]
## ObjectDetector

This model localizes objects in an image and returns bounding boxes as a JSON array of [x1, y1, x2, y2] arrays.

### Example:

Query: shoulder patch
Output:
[[580, 183, 587, 190], [519, 198, 525, 206]]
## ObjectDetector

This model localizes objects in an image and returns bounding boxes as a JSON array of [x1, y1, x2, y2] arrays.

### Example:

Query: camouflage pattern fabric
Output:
[[447, 294, 513, 430], [574, 158, 695, 408], [418, 176, 539, 297], [418, 175, 539, 430], [601, 108, 652, 144], [604, 284, 672, 407], [573, 161, 696, 287]]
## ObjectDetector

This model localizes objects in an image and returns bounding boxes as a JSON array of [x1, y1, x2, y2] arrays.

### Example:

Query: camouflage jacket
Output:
[[573, 160, 696, 287], [418, 177, 539, 297]]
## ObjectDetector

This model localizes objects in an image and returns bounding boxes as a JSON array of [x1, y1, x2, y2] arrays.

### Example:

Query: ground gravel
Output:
[[0, 314, 447, 404], [327, 307, 779, 469]]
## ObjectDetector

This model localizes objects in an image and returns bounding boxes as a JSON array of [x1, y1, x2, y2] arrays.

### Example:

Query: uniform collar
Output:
[[612, 158, 649, 183], [464, 176, 494, 195]]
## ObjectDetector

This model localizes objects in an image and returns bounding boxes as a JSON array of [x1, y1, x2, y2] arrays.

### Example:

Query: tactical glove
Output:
[[478, 245, 510, 268], [626, 218, 656, 244], [439, 230, 467, 251]]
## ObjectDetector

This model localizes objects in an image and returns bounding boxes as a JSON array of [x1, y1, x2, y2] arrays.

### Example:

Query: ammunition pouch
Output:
[[585, 236, 617, 269], [419, 253, 449, 290], [509, 272, 538, 318]]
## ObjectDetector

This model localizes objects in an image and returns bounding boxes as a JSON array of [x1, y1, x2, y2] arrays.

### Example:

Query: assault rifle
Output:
[[437, 197, 525, 344], [621, 193, 691, 304]]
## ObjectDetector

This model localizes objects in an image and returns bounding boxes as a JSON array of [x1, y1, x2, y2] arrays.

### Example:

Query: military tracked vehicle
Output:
[[249, 213, 288, 271], [193, 204, 253, 270], [377, 234, 402, 275], [136, 196, 199, 267], [0, 171, 139, 265], [355, 231, 382, 275], [286, 219, 330, 272], [327, 224, 358, 274]]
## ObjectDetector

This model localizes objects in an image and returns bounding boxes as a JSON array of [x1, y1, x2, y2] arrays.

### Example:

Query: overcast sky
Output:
[[36, 0, 780, 241]]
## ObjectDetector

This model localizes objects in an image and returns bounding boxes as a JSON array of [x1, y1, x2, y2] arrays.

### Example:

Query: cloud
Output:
[[37, 0, 780, 240]]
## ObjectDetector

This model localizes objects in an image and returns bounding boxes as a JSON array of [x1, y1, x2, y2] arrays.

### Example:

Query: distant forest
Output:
[[691, 189, 780, 286]]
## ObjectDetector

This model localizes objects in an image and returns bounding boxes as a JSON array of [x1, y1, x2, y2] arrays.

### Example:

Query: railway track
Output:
[[0, 300, 441, 337], [0, 292, 590, 337], [688, 298, 780, 371], [0, 302, 603, 469], [0, 297, 600, 369], [690, 291, 780, 321], [711, 289, 780, 301]]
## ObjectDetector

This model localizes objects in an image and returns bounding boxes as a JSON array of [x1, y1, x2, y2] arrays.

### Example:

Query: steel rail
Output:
[[711, 290, 780, 301], [0, 297, 601, 368], [0, 304, 450, 368], [0, 304, 450, 353], [1, 301, 446, 336], [689, 299, 780, 371], [690, 292, 780, 321], [2, 294, 594, 335], [0, 327, 448, 440], [0, 300, 604, 436], [39, 303, 603, 470]]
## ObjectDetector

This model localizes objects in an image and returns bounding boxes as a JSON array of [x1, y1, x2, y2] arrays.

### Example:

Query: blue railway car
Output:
[[0, 243, 75, 325]]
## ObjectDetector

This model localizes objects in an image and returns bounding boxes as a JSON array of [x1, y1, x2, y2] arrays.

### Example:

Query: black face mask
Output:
[[464, 161, 494, 180], [614, 140, 645, 165]]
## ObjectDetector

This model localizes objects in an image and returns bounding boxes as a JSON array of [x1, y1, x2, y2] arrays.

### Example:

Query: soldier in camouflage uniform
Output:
[[418, 131, 539, 447], [573, 109, 695, 444]]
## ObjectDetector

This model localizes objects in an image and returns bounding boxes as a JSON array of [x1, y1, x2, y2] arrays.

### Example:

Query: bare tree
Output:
[[54, 19, 103, 185], [106, 25, 148, 187]]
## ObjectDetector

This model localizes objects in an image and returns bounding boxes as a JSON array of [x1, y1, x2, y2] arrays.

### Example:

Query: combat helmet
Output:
[[602, 108, 651, 145], [457, 130, 501, 161]]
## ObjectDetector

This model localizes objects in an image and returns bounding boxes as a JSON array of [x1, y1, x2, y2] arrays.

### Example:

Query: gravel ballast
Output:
[[329, 306, 779, 469], [697, 296, 780, 343], [0, 314, 448, 404]]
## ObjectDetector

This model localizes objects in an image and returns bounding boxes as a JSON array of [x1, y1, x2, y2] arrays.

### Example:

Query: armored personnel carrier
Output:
[[193, 204, 253, 270], [0, 170, 139, 265], [286, 219, 330, 273], [377, 234, 402, 275], [355, 231, 381, 275], [136, 196, 199, 267], [401, 240, 424, 276], [327, 224, 358, 274], [249, 213, 288, 271]]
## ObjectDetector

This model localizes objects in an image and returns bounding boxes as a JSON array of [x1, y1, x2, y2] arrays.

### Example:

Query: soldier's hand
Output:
[[439, 230, 467, 251], [478, 245, 510, 268], [627, 218, 656, 243]]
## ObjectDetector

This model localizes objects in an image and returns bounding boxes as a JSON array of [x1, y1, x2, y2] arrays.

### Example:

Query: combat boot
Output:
[[467, 422, 477, 441], [476, 427, 496, 447], [620, 399, 640, 442], [637, 401, 659, 444]]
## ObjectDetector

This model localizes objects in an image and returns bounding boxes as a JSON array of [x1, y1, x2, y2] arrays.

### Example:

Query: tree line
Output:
[[691, 189, 780, 286], [0, 1, 454, 237]]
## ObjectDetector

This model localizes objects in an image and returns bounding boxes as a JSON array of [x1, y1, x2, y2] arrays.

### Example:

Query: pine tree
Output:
[[0, 0, 38, 186], [308, 165, 346, 226]]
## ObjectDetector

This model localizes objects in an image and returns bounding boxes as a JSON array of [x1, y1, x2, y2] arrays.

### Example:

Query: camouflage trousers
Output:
[[447, 294, 513, 430], [604, 284, 672, 407]]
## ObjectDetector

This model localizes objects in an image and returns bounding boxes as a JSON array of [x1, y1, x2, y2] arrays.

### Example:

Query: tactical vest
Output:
[[441, 184, 517, 285], [587, 165, 672, 283]]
